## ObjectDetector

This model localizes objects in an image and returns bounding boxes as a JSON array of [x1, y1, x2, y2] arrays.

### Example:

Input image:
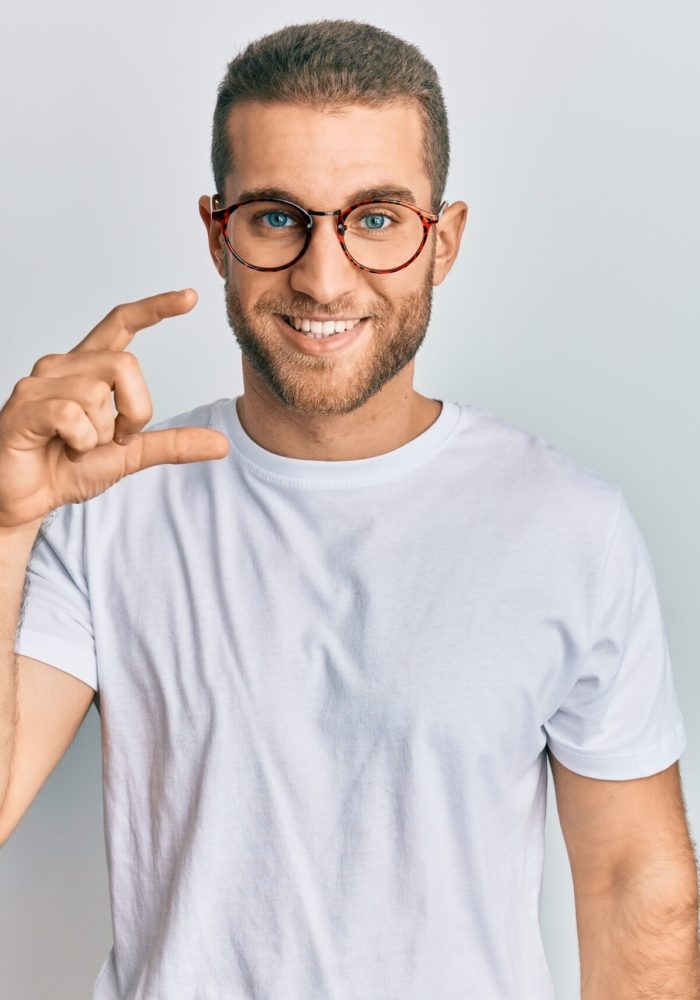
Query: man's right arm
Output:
[[0, 517, 96, 846], [0, 289, 230, 846]]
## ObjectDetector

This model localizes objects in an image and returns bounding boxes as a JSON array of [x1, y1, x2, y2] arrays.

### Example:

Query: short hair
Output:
[[211, 18, 450, 213]]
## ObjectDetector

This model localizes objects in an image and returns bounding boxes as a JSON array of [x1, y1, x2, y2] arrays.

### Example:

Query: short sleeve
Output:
[[14, 501, 98, 691], [544, 491, 687, 780]]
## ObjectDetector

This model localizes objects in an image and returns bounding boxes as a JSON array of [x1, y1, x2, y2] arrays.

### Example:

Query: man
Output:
[[1, 18, 698, 999]]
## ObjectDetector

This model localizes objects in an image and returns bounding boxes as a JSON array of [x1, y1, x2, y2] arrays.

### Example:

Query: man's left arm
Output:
[[548, 752, 700, 998]]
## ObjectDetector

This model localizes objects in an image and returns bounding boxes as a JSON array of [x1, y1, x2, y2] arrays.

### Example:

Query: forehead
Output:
[[224, 100, 430, 206]]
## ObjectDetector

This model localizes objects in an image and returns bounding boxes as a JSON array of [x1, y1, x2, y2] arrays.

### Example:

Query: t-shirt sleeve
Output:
[[544, 490, 687, 780], [14, 501, 98, 692]]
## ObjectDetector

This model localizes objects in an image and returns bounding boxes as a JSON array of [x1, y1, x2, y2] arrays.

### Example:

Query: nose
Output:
[[287, 215, 358, 305]]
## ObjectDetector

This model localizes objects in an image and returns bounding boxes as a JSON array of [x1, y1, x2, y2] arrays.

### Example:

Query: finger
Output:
[[15, 397, 99, 460], [68, 288, 198, 355], [28, 353, 152, 443], [12, 374, 116, 447], [121, 427, 229, 472]]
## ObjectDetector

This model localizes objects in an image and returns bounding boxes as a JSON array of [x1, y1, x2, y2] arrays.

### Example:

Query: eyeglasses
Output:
[[210, 193, 448, 274]]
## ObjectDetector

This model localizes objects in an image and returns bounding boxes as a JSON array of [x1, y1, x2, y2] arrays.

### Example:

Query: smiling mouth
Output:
[[280, 314, 367, 339]]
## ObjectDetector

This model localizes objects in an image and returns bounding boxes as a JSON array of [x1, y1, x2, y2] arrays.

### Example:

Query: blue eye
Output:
[[262, 212, 294, 228], [362, 214, 389, 230]]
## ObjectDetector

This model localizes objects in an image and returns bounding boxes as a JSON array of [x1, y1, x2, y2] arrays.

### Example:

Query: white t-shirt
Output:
[[15, 395, 687, 1000]]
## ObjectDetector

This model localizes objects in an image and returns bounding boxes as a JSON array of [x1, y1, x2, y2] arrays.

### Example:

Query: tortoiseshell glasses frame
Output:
[[210, 193, 449, 275]]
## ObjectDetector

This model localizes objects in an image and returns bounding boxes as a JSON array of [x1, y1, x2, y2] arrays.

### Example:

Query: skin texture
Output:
[[198, 99, 468, 461]]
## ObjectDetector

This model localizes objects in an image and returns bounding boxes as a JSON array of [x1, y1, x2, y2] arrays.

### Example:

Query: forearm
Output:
[[0, 518, 45, 812], [575, 870, 700, 999]]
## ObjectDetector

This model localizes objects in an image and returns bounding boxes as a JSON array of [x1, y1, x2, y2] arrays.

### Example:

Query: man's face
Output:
[[202, 100, 453, 417]]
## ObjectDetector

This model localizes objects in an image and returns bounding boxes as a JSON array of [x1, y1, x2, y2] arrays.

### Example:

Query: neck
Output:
[[235, 378, 442, 462]]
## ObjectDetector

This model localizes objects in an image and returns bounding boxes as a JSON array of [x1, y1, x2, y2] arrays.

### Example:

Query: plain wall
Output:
[[1, 1, 698, 997]]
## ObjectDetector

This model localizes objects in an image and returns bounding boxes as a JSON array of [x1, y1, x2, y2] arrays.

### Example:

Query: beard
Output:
[[222, 243, 436, 417]]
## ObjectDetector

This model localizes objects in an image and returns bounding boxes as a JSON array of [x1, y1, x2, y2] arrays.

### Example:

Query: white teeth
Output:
[[286, 316, 362, 338]]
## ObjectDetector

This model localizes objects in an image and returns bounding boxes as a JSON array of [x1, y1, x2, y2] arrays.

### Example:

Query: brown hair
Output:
[[211, 19, 450, 213]]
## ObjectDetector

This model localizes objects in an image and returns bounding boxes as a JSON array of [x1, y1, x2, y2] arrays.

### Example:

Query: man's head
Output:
[[199, 19, 467, 417]]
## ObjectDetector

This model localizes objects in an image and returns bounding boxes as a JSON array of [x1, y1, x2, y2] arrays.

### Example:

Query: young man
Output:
[[1, 18, 698, 1000]]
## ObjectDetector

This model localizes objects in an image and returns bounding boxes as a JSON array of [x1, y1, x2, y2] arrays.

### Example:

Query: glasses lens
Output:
[[343, 203, 425, 270], [227, 201, 309, 268]]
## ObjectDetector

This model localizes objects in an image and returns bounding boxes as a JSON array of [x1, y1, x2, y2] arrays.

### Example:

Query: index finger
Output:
[[68, 288, 198, 354]]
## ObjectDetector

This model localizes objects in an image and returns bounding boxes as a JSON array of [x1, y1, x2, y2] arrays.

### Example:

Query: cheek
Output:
[[226, 264, 260, 301], [236, 272, 292, 320], [372, 273, 422, 317]]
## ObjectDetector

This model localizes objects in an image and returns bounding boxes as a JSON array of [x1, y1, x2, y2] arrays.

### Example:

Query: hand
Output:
[[0, 288, 230, 530]]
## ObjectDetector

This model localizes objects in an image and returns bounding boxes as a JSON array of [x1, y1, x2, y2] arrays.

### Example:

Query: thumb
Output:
[[124, 427, 230, 471]]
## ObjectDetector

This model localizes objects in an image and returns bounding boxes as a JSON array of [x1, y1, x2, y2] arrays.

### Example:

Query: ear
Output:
[[432, 201, 468, 287], [198, 195, 226, 278]]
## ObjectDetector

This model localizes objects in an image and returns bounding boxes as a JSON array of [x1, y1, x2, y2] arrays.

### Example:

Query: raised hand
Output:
[[0, 289, 229, 529]]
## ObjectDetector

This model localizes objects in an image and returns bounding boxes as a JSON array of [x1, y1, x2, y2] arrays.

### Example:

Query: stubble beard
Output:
[[222, 245, 436, 417]]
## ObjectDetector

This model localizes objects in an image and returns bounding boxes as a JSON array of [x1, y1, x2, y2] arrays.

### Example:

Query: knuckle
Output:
[[12, 375, 35, 397], [56, 398, 84, 423], [108, 303, 125, 319], [118, 350, 140, 372], [30, 353, 60, 376]]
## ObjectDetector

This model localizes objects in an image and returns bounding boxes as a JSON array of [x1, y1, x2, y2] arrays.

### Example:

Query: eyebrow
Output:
[[231, 183, 418, 207]]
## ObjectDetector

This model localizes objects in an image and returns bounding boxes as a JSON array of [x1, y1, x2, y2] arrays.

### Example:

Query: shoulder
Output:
[[454, 401, 624, 544]]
